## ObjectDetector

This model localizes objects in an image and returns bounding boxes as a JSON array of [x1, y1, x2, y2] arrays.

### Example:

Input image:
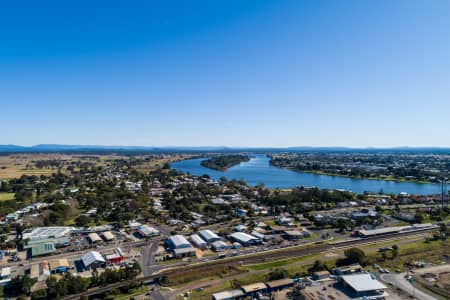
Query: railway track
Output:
[[63, 227, 436, 299]]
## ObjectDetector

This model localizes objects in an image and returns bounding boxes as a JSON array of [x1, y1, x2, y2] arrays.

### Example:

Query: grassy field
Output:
[[0, 153, 194, 179], [0, 193, 14, 201], [368, 239, 449, 270], [112, 286, 149, 300], [0, 154, 126, 179]]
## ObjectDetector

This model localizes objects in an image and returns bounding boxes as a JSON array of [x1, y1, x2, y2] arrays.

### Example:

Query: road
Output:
[[380, 264, 450, 300], [62, 228, 437, 300], [140, 241, 159, 277]]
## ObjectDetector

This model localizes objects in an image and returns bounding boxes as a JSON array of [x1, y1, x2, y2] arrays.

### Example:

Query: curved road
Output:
[[380, 264, 450, 300]]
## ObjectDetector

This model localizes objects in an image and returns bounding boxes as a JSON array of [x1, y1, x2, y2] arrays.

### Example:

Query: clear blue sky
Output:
[[1, 0, 450, 147]]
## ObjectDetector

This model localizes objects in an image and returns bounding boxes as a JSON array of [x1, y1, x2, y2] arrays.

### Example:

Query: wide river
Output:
[[171, 155, 442, 195]]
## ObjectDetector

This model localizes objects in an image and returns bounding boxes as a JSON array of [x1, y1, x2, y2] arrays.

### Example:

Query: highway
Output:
[[62, 228, 437, 300]]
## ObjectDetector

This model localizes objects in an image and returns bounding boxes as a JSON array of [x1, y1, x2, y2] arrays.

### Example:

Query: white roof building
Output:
[[341, 273, 387, 294], [190, 234, 207, 248], [168, 235, 192, 249], [137, 225, 160, 237], [23, 227, 73, 241], [212, 289, 245, 300], [198, 229, 221, 244], [229, 232, 261, 246], [81, 251, 105, 268]]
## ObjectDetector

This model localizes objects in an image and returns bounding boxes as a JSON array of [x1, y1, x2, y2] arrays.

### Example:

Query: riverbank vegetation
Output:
[[200, 155, 250, 171]]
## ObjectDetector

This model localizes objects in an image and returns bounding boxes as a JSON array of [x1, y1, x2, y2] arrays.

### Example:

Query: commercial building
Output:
[[102, 231, 115, 241], [211, 240, 229, 252], [49, 259, 71, 274], [333, 264, 363, 275], [167, 235, 193, 249], [106, 253, 124, 264], [339, 274, 388, 298], [167, 235, 196, 257], [0, 267, 11, 286], [312, 270, 330, 281], [23, 227, 73, 241], [265, 278, 294, 292], [212, 289, 245, 300], [88, 232, 102, 243], [283, 230, 310, 240], [229, 232, 261, 246], [190, 234, 207, 249], [81, 251, 105, 269], [240, 282, 267, 295], [198, 230, 221, 244], [173, 247, 196, 258], [137, 225, 160, 237], [26, 239, 56, 257]]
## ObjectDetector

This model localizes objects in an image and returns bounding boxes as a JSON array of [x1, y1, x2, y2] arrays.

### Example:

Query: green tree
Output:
[[74, 215, 91, 227], [267, 268, 289, 281]]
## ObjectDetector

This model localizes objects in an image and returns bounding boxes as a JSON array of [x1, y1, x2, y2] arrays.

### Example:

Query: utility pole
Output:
[[442, 177, 448, 208]]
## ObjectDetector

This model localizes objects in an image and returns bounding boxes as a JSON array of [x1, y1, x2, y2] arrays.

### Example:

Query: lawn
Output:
[[367, 239, 449, 271], [246, 253, 319, 271], [113, 286, 149, 300], [0, 193, 14, 201]]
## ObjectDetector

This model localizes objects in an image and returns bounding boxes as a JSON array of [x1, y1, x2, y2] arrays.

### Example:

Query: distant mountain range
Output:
[[0, 144, 450, 154]]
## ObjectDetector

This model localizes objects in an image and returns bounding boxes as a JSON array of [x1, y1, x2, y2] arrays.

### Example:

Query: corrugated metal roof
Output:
[[190, 234, 207, 245], [88, 232, 102, 242], [102, 231, 115, 240], [212, 289, 244, 300], [198, 229, 220, 242], [81, 251, 105, 267], [230, 232, 259, 243], [169, 235, 192, 248], [49, 259, 70, 270], [241, 282, 267, 293], [341, 274, 387, 292]]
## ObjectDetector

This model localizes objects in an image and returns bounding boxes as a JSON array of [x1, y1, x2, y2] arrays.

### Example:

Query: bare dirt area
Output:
[[437, 272, 450, 289]]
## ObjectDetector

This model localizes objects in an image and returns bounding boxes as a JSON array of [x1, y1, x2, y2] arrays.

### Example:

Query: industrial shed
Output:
[[81, 251, 105, 269]]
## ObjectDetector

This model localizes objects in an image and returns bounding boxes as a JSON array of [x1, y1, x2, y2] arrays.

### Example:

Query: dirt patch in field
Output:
[[437, 272, 450, 289]]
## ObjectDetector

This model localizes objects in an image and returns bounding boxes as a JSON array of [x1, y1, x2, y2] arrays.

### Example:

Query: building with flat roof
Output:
[[106, 253, 124, 264], [137, 225, 160, 237], [312, 270, 330, 281], [49, 259, 70, 273], [198, 229, 221, 244], [0, 267, 11, 280], [212, 289, 245, 300], [265, 278, 294, 291], [26, 239, 56, 257], [23, 227, 73, 241], [340, 273, 388, 299], [240, 282, 267, 294], [229, 232, 261, 246], [333, 264, 363, 275]]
